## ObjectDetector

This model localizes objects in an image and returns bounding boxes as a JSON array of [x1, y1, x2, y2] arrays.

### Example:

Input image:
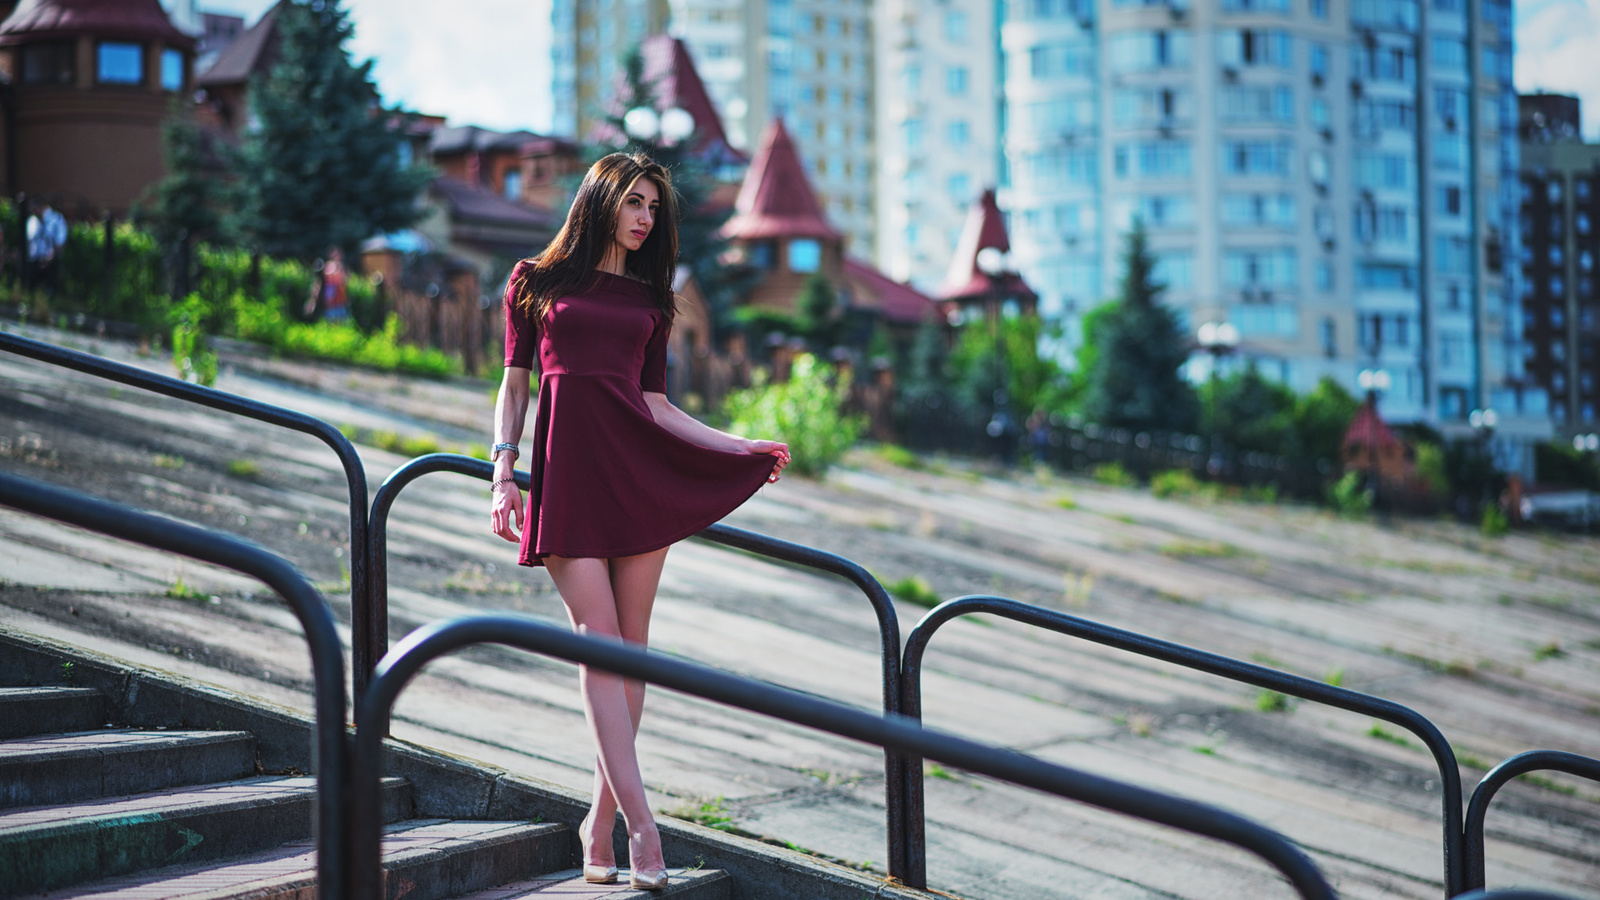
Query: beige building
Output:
[[550, 0, 671, 141]]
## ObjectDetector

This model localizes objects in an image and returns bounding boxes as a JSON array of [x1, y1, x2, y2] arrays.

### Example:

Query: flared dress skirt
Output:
[[508, 270, 777, 566]]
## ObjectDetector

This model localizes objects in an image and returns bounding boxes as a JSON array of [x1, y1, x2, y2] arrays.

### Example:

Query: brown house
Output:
[[191, 1, 275, 140], [0, 0, 195, 215]]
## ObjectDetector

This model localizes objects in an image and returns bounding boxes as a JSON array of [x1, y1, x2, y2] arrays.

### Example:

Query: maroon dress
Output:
[[505, 266, 777, 567]]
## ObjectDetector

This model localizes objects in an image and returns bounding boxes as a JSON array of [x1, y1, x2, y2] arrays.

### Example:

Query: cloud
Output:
[[1516, 0, 1600, 138], [192, 0, 554, 132]]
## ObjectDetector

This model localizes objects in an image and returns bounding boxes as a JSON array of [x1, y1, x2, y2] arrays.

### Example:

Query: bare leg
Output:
[[546, 549, 669, 873]]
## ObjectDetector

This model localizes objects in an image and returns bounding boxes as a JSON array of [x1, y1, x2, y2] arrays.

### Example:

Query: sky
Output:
[[198, 0, 1600, 139]]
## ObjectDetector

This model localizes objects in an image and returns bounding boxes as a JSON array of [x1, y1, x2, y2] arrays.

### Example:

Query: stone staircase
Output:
[[0, 686, 729, 899]]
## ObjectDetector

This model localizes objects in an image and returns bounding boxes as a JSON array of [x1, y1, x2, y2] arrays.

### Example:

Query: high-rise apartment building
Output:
[[666, 0, 877, 257], [550, 0, 671, 140], [874, 0, 1002, 289], [1518, 94, 1600, 430], [989, 0, 1540, 446]]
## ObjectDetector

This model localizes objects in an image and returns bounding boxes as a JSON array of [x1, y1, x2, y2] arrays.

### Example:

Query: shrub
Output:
[[1327, 471, 1371, 518], [722, 354, 864, 478], [1150, 468, 1204, 498], [169, 294, 218, 386], [1480, 504, 1509, 538], [885, 575, 941, 608], [1091, 461, 1136, 488]]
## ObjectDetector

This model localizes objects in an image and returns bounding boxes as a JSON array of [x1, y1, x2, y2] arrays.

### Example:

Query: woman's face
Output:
[[613, 176, 660, 254]]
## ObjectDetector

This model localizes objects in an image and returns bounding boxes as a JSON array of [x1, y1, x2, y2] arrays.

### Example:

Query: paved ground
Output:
[[1, 324, 1597, 900]]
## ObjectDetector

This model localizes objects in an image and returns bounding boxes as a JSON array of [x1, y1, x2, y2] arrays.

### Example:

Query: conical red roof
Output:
[[590, 34, 747, 168], [0, 0, 193, 48], [938, 188, 1035, 303], [1342, 398, 1400, 450], [722, 118, 839, 242]]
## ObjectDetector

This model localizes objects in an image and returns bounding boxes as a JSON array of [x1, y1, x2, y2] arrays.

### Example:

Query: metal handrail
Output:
[[364, 452, 913, 878], [351, 614, 1338, 900], [1451, 892, 1590, 900], [901, 595, 1465, 896], [1462, 750, 1600, 892], [0, 329, 378, 703], [0, 472, 349, 900]]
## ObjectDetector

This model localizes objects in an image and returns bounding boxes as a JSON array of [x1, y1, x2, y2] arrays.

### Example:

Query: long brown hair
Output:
[[514, 152, 678, 322]]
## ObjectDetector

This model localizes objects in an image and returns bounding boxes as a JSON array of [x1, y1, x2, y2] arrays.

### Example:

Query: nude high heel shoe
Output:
[[628, 867, 669, 891], [583, 864, 619, 884]]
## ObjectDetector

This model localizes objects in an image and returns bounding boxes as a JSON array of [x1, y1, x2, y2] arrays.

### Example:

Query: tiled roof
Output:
[[430, 176, 554, 230], [430, 125, 542, 156], [938, 188, 1036, 303], [194, 1, 278, 86], [844, 258, 937, 325], [722, 118, 839, 242], [1343, 399, 1401, 450], [0, 0, 194, 48]]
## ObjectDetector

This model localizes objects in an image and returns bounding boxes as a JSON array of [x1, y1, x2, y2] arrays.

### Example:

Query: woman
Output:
[[488, 152, 789, 891]]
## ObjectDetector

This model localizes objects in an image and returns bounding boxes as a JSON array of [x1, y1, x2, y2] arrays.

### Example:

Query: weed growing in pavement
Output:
[[166, 576, 209, 602], [1160, 540, 1241, 559], [1523, 774, 1579, 797], [1255, 690, 1290, 713], [1063, 571, 1094, 607], [59, 661, 74, 683], [924, 762, 956, 780], [1192, 744, 1218, 756], [1053, 494, 1077, 510], [1457, 752, 1491, 770], [873, 443, 923, 470], [1367, 723, 1411, 747], [1323, 667, 1345, 687], [885, 575, 941, 608], [1533, 640, 1565, 661], [152, 454, 184, 469], [226, 459, 260, 478], [679, 796, 734, 831], [1326, 471, 1372, 519], [1092, 461, 1136, 488]]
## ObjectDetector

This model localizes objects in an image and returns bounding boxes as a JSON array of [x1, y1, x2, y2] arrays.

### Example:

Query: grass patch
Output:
[[1150, 468, 1216, 500], [1457, 752, 1492, 770], [1255, 690, 1290, 713], [885, 575, 941, 608], [924, 762, 956, 781], [1092, 461, 1137, 488], [225, 459, 260, 478], [151, 454, 184, 469], [671, 796, 734, 831], [1192, 744, 1218, 756], [1160, 540, 1241, 559], [1367, 722, 1411, 748], [1323, 666, 1345, 687], [1249, 652, 1285, 668], [1523, 774, 1579, 796], [1053, 494, 1078, 510], [873, 443, 923, 470], [1533, 640, 1565, 661], [165, 575, 209, 603]]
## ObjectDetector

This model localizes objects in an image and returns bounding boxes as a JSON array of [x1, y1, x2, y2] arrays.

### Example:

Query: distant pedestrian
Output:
[[26, 203, 67, 296], [320, 248, 349, 322]]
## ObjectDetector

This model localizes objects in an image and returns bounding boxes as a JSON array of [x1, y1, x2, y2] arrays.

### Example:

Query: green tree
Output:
[[1291, 376, 1360, 465], [1203, 364, 1298, 456], [1081, 223, 1199, 433], [234, 0, 431, 263], [137, 112, 239, 249], [798, 272, 842, 351]]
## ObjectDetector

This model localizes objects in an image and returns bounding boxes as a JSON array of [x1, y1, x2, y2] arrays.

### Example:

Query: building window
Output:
[[1224, 140, 1293, 177], [948, 173, 972, 207], [160, 48, 184, 91], [503, 170, 522, 201], [1223, 248, 1298, 288], [1222, 193, 1296, 227], [1219, 29, 1293, 68], [20, 41, 75, 85], [1311, 43, 1328, 80], [944, 10, 968, 41], [1430, 37, 1467, 69], [1311, 0, 1328, 18], [1549, 180, 1564, 203], [788, 238, 821, 273], [98, 41, 144, 85], [948, 120, 971, 147], [946, 66, 969, 95], [1439, 185, 1462, 216], [1320, 317, 1336, 356]]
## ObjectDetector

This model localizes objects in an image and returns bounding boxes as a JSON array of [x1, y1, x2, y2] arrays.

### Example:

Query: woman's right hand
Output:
[[491, 484, 523, 543]]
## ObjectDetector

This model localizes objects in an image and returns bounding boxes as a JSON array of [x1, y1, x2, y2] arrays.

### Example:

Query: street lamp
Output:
[[1197, 322, 1239, 473], [623, 106, 695, 147], [977, 247, 1015, 463]]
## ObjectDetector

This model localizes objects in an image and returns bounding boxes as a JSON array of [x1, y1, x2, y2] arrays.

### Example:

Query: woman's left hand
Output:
[[747, 439, 791, 483]]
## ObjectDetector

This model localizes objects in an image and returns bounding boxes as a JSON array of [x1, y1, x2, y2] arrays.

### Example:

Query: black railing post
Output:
[[0, 473, 349, 900], [903, 595, 1466, 897], [367, 453, 911, 879], [353, 614, 1337, 900], [0, 331, 373, 706], [1462, 750, 1600, 892]]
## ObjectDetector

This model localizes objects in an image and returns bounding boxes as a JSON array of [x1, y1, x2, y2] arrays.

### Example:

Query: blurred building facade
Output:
[[977, 0, 1537, 454], [1518, 93, 1600, 433], [873, 0, 1001, 290], [549, 0, 670, 141]]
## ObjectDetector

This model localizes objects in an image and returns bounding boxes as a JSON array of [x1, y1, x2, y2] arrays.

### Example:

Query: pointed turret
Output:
[[723, 118, 840, 242], [937, 188, 1037, 314]]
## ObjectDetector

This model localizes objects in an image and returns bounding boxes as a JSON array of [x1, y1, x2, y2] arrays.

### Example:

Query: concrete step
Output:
[[0, 775, 412, 896], [8, 819, 575, 900], [0, 686, 104, 739], [0, 729, 257, 808], [453, 866, 732, 898]]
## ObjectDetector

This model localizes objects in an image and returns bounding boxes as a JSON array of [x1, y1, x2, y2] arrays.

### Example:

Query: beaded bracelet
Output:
[[491, 478, 518, 491]]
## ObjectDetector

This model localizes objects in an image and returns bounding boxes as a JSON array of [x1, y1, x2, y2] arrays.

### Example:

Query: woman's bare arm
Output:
[[642, 392, 790, 481], [490, 366, 534, 541]]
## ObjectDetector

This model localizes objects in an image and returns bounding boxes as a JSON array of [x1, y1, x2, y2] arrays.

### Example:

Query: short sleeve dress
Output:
[[504, 263, 778, 567]]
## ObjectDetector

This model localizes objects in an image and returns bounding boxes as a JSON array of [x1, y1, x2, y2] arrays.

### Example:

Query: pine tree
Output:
[[138, 112, 238, 249], [1081, 223, 1200, 433], [233, 0, 431, 262]]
